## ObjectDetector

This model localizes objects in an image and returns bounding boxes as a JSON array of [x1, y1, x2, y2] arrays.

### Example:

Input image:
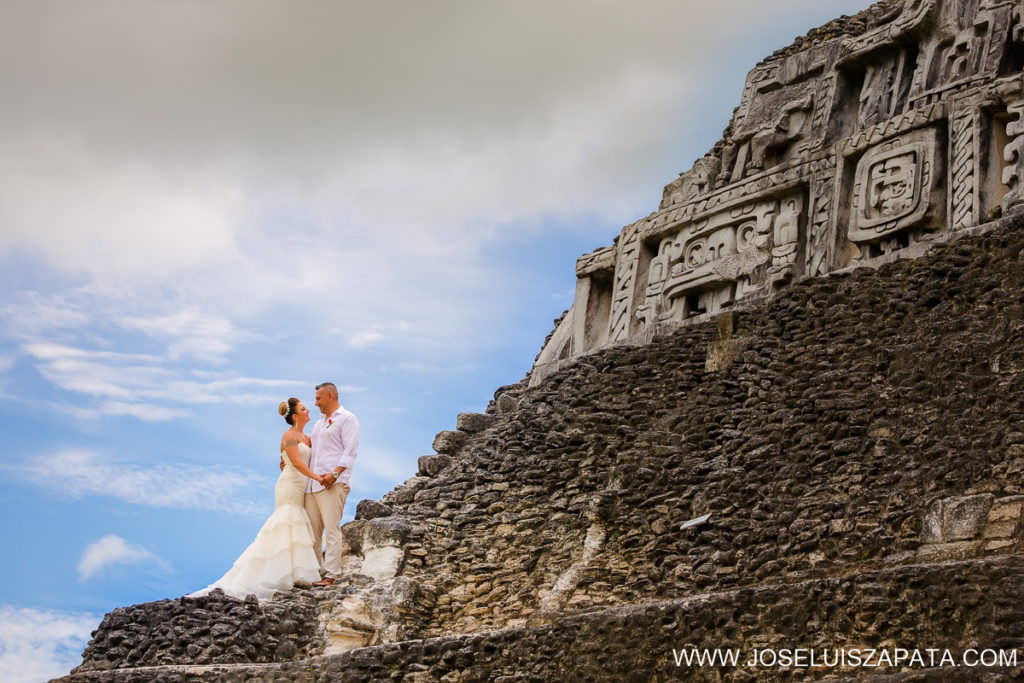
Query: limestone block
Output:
[[418, 454, 452, 477], [984, 539, 1016, 552], [920, 502, 944, 544], [341, 520, 367, 556], [456, 412, 496, 433], [361, 547, 405, 581], [345, 518, 410, 581], [365, 517, 411, 548], [986, 495, 1024, 523], [355, 499, 395, 521], [982, 520, 1017, 540], [495, 393, 519, 414], [432, 430, 468, 454], [915, 540, 980, 563], [943, 494, 993, 541], [706, 338, 748, 373], [922, 494, 994, 543]]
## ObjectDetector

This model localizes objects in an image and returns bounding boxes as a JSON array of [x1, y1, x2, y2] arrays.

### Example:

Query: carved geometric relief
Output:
[[850, 129, 936, 243], [607, 222, 641, 343], [638, 192, 804, 325], [575, 246, 616, 278], [949, 106, 977, 230], [1003, 101, 1024, 213], [807, 156, 837, 277], [660, 157, 721, 210]]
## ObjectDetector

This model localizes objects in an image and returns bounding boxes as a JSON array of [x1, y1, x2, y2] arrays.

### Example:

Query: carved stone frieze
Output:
[[850, 130, 936, 243], [720, 46, 830, 185], [660, 157, 721, 210], [1003, 101, 1024, 214], [576, 246, 616, 278], [949, 105, 978, 229], [531, 0, 1023, 375], [641, 162, 812, 244], [908, 0, 1020, 108], [841, 0, 935, 56], [607, 222, 642, 342], [637, 192, 805, 326], [807, 156, 838, 278], [845, 101, 947, 153]]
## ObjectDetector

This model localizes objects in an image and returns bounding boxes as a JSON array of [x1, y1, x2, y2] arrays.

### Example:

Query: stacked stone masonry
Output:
[[62, 193, 1024, 683], [59, 0, 1024, 680]]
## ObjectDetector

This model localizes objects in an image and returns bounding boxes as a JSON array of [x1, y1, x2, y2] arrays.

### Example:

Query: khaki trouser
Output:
[[304, 482, 350, 579]]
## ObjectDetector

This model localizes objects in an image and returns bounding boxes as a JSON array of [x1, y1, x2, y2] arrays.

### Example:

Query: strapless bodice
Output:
[[276, 442, 310, 507]]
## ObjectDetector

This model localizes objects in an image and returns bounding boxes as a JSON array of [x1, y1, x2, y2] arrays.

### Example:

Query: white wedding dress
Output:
[[191, 443, 322, 600]]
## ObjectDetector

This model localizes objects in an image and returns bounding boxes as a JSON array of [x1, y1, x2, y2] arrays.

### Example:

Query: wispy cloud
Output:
[[120, 310, 255, 363], [67, 401, 190, 423], [78, 535, 170, 580], [22, 342, 307, 416], [345, 321, 412, 350], [0, 292, 90, 339], [0, 605, 99, 683], [22, 448, 271, 517]]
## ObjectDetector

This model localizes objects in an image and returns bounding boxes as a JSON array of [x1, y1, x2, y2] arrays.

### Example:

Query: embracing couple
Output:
[[192, 382, 359, 600]]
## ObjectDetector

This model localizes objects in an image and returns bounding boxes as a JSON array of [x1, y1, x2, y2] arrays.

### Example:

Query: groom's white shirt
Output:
[[308, 405, 359, 491]]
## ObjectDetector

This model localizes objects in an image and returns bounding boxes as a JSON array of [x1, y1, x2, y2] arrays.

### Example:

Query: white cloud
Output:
[[22, 449, 272, 517], [78, 535, 169, 581], [0, 0, 872, 363], [348, 330, 385, 350], [67, 402, 189, 423], [0, 292, 90, 339], [120, 310, 254, 363], [0, 605, 99, 683], [0, 135, 241, 285], [345, 321, 412, 350], [23, 342, 305, 410]]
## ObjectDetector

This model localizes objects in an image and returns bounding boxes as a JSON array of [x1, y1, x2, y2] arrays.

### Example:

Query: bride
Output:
[[191, 398, 323, 600]]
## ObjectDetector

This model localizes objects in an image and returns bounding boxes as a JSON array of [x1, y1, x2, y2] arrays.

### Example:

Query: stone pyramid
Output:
[[59, 0, 1024, 680]]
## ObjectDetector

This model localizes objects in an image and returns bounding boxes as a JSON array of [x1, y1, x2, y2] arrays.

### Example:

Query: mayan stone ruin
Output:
[[58, 0, 1024, 680]]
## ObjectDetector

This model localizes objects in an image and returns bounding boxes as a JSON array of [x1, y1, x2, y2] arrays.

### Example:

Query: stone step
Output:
[[57, 553, 1024, 682]]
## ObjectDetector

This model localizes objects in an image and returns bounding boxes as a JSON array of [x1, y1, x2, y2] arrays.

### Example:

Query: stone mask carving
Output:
[[869, 152, 917, 218]]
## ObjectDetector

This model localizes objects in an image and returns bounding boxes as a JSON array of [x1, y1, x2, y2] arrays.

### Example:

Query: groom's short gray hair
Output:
[[316, 382, 339, 398]]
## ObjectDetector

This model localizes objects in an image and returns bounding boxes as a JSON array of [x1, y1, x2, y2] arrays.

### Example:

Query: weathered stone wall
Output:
[[61, 198, 1024, 683], [59, 555, 1024, 681], [72, 590, 323, 671], [377, 215, 1024, 639]]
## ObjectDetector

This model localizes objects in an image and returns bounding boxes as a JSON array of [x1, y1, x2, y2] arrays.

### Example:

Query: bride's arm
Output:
[[282, 437, 322, 481]]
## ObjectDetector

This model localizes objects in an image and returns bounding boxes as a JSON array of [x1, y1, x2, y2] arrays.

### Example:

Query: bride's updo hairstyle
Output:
[[278, 398, 300, 425]]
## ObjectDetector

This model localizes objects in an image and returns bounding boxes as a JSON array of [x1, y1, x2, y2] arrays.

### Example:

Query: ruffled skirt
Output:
[[190, 503, 321, 600]]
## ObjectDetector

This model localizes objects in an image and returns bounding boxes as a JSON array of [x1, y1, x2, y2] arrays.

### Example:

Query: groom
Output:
[[306, 381, 359, 587]]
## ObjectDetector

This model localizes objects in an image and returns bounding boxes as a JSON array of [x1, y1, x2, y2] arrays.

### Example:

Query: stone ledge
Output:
[[56, 553, 1024, 682]]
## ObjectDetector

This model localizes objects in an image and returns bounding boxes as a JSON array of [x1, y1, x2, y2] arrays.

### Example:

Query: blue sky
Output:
[[0, 1, 871, 680]]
